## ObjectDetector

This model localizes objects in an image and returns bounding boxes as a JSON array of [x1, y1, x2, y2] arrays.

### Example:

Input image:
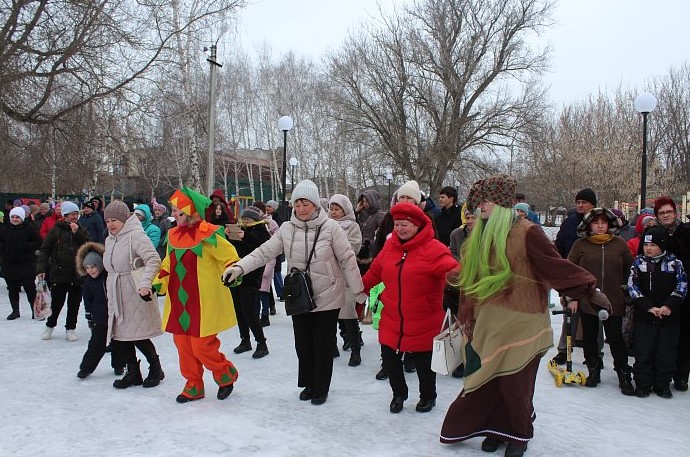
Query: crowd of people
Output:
[[1, 177, 689, 457]]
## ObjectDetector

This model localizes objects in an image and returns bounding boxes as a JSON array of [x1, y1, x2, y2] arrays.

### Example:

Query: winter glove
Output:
[[88, 320, 96, 329], [222, 265, 243, 286]]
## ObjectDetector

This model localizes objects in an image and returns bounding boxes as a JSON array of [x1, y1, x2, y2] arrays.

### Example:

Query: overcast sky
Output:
[[234, 0, 689, 106]]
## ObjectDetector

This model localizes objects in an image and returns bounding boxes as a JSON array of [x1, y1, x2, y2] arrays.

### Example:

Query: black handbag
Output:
[[283, 226, 321, 316]]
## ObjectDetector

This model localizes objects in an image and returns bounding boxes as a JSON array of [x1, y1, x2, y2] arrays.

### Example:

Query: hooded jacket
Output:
[[104, 215, 162, 341], [330, 194, 363, 320], [362, 215, 458, 352], [135, 204, 161, 249], [76, 242, 108, 326]]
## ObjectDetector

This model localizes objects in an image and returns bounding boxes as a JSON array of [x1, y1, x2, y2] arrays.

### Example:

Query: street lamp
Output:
[[634, 92, 658, 210], [386, 172, 393, 209], [289, 157, 298, 196], [205, 24, 227, 196], [278, 115, 294, 221]]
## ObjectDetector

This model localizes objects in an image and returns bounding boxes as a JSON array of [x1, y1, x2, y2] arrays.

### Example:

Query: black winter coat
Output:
[[37, 221, 89, 284], [555, 212, 585, 258], [0, 221, 42, 280], [230, 222, 270, 289], [434, 204, 462, 246], [78, 213, 106, 244], [82, 272, 109, 325]]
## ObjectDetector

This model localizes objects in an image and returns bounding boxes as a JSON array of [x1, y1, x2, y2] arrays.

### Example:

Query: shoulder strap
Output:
[[305, 225, 322, 269]]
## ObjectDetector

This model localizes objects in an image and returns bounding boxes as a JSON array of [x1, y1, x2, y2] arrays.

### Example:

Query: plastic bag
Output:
[[33, 278, 52, 320]]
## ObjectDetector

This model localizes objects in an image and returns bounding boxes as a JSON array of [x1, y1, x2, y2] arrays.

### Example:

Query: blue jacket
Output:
[[82, 272, 109, 325], [628, 252, 687, 324], [555, 211, 583, 258], [135, 204, 161, 249], [78, 212, 106, 244]]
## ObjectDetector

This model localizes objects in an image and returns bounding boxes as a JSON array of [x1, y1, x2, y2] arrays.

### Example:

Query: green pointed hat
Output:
[[169, 187, 212, 217]]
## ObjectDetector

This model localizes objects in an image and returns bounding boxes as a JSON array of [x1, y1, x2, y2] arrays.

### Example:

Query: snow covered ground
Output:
[[1, 286, 687, 457]]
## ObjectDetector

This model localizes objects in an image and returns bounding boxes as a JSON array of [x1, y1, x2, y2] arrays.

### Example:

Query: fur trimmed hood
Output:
[[577, 207, 621, 237], [75, 242, 106, 276]]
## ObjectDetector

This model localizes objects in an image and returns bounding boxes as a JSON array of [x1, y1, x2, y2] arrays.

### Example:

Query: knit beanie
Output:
[[241, 206, 264, 222], [575, 188, 597, 206], [60, 201, 80, 216], [514, 203, 530, 214], [653, 195, 676, 217], [9, 207, 25, 221], [642, 226, 668, 252], [266, 200, 280, 210], [13, 198, 22, 207], [83, 251, 104, 274], [391, 202, 428, 228], [467, 173, 517, 211], [396, 180, 422, 205], [290, 179, 321, 207], [104, 200, 131, 223]]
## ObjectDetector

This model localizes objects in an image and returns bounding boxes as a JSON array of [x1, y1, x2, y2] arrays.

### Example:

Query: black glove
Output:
[[88, 320, 96, 329], [140, 291, 153, 302], [85, 313, 92, 322]]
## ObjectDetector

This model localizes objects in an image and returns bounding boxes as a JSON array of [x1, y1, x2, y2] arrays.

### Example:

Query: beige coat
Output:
[[236, 208, 364, 312], [104, 215, 163, 341]]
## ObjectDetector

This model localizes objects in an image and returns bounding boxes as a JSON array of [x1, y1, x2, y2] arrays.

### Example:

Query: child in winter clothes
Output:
[[76, 243, 122, 378], [627, 226, 688, 398]]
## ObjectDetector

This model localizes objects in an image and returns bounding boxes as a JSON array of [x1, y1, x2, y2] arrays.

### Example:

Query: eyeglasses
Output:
[[657, 210, 675, 216]]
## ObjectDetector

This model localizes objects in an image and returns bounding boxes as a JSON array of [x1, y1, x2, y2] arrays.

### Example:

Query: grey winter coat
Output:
[[236, 208, 365, 312], [104, 215, 162, 342]]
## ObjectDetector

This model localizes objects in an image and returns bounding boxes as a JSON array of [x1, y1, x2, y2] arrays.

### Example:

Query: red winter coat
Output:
[[363, 218, 458, 352]]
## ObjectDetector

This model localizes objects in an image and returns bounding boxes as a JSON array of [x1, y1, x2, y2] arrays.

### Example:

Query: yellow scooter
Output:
[[547, 308, 587, 387]]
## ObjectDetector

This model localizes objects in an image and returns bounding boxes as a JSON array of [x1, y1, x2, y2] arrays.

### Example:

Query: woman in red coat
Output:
[[363, 202, 458, 414]]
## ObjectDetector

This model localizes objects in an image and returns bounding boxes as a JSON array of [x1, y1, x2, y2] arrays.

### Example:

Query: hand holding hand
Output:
[[222, 266, 243, 285], [139, 287, 153, 301], [659, 305, 671, 316]]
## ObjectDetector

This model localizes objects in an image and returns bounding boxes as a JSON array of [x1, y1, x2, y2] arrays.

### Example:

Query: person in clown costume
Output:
[[152, 187, 241, 403]]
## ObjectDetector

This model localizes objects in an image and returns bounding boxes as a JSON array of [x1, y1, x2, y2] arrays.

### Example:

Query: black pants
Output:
[[79, 324, 119, 373], [112, 339, 158, 366], [634, 320, 679, 389], [581, 313, 628, 370], [5, 276, 37, 317], [292, 309, 339, 398], [46, 282, 82, 330], [674, 310, 690, 383], [231, 286, 266, 343], [381, 344, 436, 400]]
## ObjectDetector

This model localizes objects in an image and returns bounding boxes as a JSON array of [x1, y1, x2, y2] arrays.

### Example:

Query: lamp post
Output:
[[289, 157, 298, 196], [278, 115, 294, 222], [205, 25, 227, 196], [386, 172, 393, 209], [634, 92, 658, 210]]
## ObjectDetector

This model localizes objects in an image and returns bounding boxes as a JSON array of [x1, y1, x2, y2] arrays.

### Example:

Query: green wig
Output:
[[459, 205, 514, 301]]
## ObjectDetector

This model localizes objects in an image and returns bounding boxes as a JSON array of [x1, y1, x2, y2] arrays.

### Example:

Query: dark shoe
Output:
[[311, 394, 328, 405], [348, 348, 361, 367], [481, 436, 502, 452], [299, 387, 312, 401], [233, 339, 252, 354], [333, 345, 340, 358], [114, 367, 124, 376], [77, 369, 91, 379], [616, 368, 634, 396], [674, 379, 689, 391], [389, 396, 406, 413], [585, 361, 601, 388], [504, 442, 527, 457], [375, 366, 388, 381], [142, 356, 165, 388], [415, 398, 435, 413], [6, 310, 20, 320], [252, 342, 269, 359], [551, 352, 567, 365], [176, 394, 202, 403], [635, 385, 651, 398], [451, 363, 465, 378], [269, 304, 276, 315], [403, 353, 416, 373], [113, 361, 143, 389], [654, 386, 673, 399], [217, 384, 234, 400], [260, 315, 270, 327]]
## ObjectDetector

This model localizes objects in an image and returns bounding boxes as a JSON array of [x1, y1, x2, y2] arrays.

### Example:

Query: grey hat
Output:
[[290, 179, 320, 207], [266, 200, 280, 210], [60, 201, 80, 216], [83, 251, 104, 274], [104, 200, 130, 223]]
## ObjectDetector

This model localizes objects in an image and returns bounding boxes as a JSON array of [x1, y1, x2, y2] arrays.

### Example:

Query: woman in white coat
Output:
[[103, 201, 164, 389], [223, 180, 366, 405]]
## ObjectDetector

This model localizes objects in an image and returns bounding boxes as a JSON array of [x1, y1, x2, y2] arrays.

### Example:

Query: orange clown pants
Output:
[[173, 334, 238, 400]]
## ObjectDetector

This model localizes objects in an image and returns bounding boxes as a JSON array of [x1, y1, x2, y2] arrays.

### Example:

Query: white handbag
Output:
[[431, 308, 463, 375]]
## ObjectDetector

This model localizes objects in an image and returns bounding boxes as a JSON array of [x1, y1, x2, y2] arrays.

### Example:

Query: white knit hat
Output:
[[60, 201, 80, 216], [9, 207, 25, 221], [290, 179, 320, 207], [396, 180, 421, 205]]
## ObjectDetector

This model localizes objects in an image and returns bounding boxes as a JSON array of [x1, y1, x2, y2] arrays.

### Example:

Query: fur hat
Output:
[[654, 195, 676, 217], [241, 206, 264, 222], [290, 179, 320, 207], [514, 203, 530, 214], [642, 226, 668, 252], [577, 207, 621, 237], [266, 200, 280, 210], [391, 202, 428, 228], [60, 201, 80, 216], [575, 188, 597, 206], [9, 207, 25, 221], [104, 200, 130, 223], [329, 194, 355, 221], [396, 180, 422, 205], [467, 173, 517, 211]]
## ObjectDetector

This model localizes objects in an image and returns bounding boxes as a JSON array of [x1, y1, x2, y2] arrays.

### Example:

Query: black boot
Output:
[[616, 368, 634, 396], [260, 315, 270, 327], [339, 320, 350, 350], [505, 442, 528, 457], [252, 341, 269, 359], [113, 361, 143, 389], [375, 365, 388, 380], [403, 352, 416, 373], [6, 310, 20, 320], [348, 346, 361, 367], [585, 360, 601, 387], [233, 338, 252, 354], [142, 356, 165, 388], [451, 363, 465, 378]]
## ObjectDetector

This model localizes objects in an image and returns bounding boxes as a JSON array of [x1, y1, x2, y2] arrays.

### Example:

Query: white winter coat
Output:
[[235, 208, 364, 312]]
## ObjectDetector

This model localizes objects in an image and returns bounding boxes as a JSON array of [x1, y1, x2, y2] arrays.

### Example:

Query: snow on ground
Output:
[[1, 287, 688, 457]]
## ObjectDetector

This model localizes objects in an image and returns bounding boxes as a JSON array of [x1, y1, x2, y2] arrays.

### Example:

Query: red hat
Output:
[[391, 202, 428, 228]]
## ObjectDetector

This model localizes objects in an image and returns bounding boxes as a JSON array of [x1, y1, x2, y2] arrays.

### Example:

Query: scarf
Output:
[[587, 233, 614, 244]]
